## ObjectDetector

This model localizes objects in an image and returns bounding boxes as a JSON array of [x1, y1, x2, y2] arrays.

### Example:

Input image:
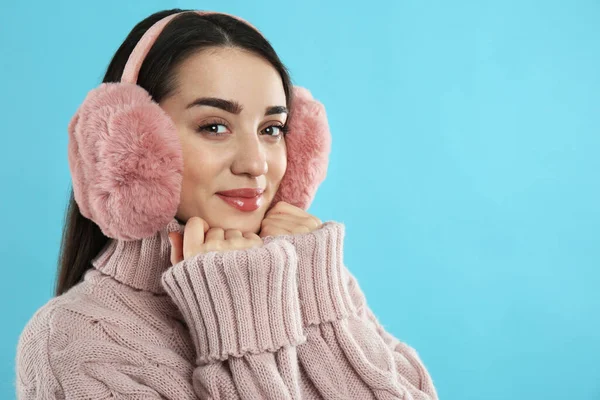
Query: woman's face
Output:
[[159, 46, 288, 234]]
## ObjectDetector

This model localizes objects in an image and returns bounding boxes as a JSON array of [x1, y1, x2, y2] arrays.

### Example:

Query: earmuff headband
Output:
[[121, 11, 262, 84]]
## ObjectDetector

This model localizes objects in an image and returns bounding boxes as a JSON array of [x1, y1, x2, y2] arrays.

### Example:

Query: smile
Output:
[[216, 193, 263, 212]]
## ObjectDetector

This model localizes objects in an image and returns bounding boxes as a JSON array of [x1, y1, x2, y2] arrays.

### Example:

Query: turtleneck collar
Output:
[[91, 217, 186, 294]]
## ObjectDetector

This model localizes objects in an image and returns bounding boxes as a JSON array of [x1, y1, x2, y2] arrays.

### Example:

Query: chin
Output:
[[212, 213, 263, 234]]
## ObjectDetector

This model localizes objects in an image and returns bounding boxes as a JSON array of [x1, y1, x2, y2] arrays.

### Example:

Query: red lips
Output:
[[215, 188, 265, 198], [215, 188, 265, 212]]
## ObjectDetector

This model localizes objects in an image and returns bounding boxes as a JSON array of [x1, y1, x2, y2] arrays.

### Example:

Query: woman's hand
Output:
[[168, 217, 264, 265], [258, 201, 323, 238]]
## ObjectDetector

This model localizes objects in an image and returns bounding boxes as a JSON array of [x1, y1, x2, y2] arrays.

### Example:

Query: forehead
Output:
[[172, 47, 286, 108]]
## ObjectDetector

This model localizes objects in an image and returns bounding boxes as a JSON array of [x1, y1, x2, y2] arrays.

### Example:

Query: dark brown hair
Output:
[[55, 8, 294, 296]]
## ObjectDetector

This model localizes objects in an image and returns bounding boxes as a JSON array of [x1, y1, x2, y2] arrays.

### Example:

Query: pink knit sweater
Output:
[[15, 218, 438, 399]]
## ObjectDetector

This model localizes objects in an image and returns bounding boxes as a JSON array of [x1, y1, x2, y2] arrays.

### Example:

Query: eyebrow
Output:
[[185, 97, 288, 116]]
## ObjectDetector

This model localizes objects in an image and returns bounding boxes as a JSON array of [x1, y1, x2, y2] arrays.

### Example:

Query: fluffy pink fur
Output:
[[270, 86, 331, 211], [68, 83, 183, 241], [68, 83, 330, 240]]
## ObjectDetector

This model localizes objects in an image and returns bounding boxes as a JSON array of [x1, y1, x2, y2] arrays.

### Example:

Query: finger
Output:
[[243, 231, 261, 239], [244, 232, 265, 247], [309, 216, 323, 228], [266, 213, 303, 224], [183, 217, 207, 260], [168, 232, 184, 265], [266, 201, 304, 217], [263, 218, 295, 229], [199, 218, 210, 233], [266, 213, 321, 231], [258, 225, 292, 238], [266, 202, 321, 227], [205, 227, 225, 242], [260, 219, 294, 237], [272, 218, 311, 234], [225, 229, 243, 240], [201, 228, 228, 253]]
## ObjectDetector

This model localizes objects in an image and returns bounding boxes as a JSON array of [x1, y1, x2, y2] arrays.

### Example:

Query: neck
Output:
[[91, 217, 186, 294]]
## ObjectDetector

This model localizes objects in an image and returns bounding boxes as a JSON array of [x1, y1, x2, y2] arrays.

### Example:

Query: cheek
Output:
[[269, 143, 288, 181], [180, 140, 225, 189]]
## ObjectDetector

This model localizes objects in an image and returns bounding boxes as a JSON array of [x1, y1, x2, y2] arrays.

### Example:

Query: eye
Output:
[[262, 124, 289, 138], [196, 120, 289, 138], [196, 121, 229, 136]]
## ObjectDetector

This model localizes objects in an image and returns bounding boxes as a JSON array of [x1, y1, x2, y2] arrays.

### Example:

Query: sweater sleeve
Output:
[[160, 238, 308, 399], [263, 221, 440, 400]]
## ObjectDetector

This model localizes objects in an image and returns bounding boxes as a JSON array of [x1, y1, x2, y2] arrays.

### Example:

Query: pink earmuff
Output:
[[68, 10, 331, 241]]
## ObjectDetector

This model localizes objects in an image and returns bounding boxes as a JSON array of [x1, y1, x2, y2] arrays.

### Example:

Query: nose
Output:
[[230, 130, 268, 178]]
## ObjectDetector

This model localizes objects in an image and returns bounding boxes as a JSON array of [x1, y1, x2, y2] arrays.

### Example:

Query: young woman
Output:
[[16, 8, 438, 399]]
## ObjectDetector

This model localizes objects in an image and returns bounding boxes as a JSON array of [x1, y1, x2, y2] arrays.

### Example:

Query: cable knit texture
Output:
[[15, 218, 439, 399]]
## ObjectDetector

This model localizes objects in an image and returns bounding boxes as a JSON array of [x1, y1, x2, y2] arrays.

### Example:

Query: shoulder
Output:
[[17, 291, 75, 354], [16, 292, 70, 397], [17, 272, 111, 353], [18, 269, 185, 353], [16, 270, 194, 397], [16, 278, 101, 370]]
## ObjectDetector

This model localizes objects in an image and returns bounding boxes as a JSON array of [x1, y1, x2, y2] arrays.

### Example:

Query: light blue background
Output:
[[1, 1, 599, 399]]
